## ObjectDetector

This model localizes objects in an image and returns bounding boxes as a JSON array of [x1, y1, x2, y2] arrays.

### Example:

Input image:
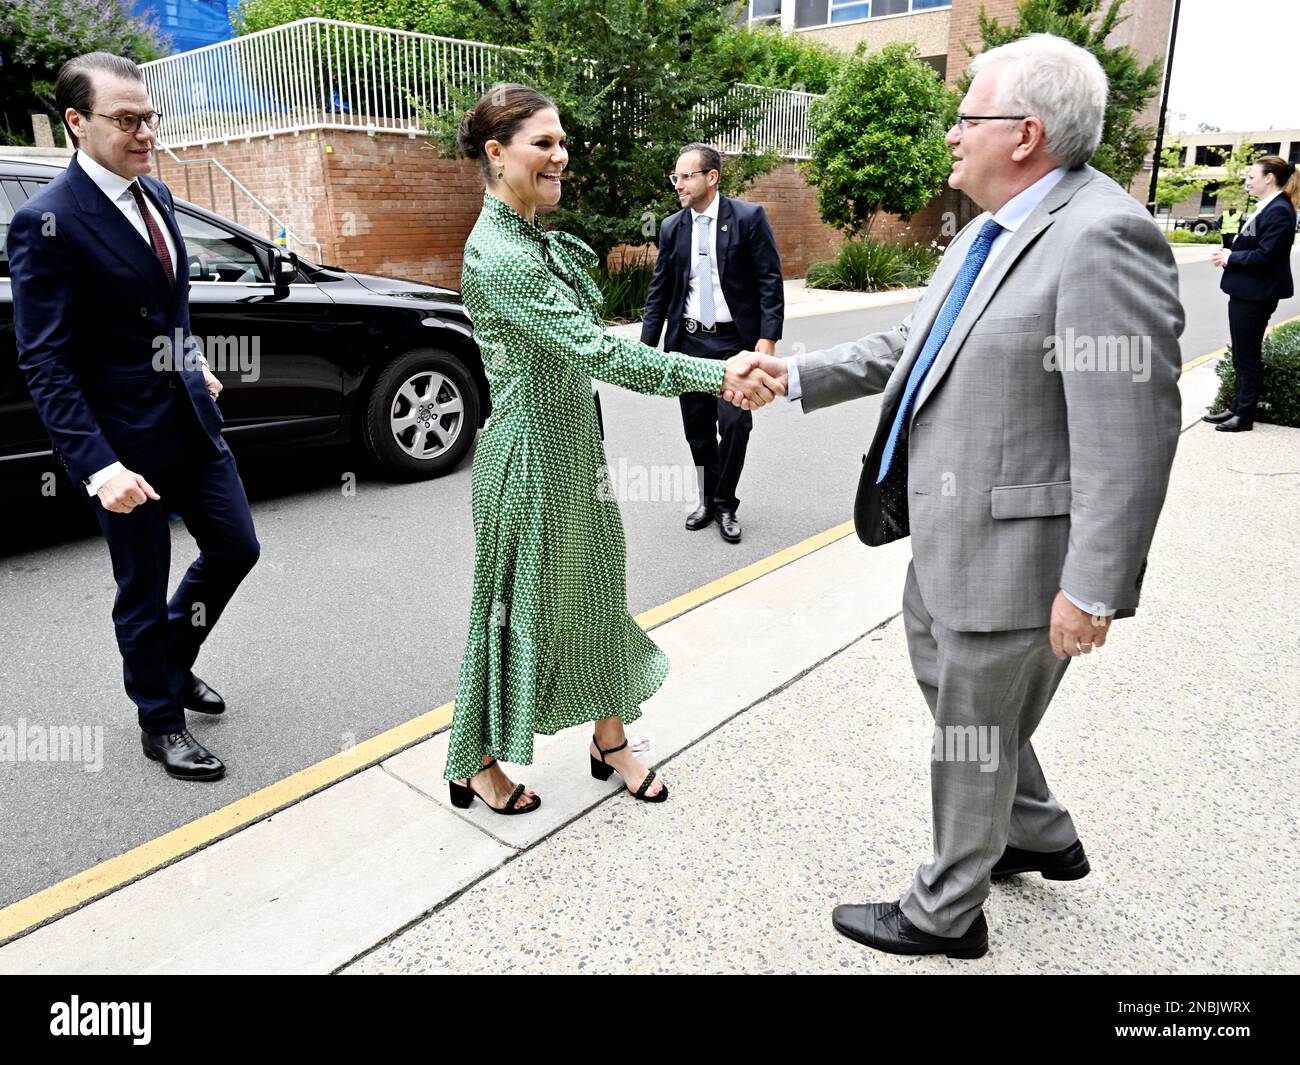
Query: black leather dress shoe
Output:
[[832, 901, 988, 959], [716, 509, 742, 543], [141, 729, 225, 781], [992, 838, 1090, 880], [684, 503, 715, 531], [183, 673, 225, 715], [1202, 409, 1235, 424], [1215, 415, 1253, 432]]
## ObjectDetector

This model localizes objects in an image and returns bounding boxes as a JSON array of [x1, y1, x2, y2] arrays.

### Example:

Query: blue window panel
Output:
[[831, 1, 870, 23]]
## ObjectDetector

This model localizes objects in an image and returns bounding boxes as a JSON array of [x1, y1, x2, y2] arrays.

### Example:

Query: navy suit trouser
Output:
[[89, 393, 259, 734], [1227, 296, 1278, 420], [678, 324, 752, 513]]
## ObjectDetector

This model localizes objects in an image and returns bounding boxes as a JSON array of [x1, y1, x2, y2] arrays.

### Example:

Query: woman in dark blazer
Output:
[[1205, 155, 1299, 431]]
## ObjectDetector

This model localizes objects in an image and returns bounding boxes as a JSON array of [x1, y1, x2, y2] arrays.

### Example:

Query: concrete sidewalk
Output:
[[2, 359, 1295, 974]]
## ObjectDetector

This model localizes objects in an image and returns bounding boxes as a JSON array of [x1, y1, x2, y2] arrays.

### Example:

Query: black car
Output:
[[0, 158, 488, 501], [1173, 215, 1222, 236]]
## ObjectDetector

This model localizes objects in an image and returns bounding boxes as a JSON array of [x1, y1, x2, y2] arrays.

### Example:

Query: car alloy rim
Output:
[[390, 370, 465, 460]]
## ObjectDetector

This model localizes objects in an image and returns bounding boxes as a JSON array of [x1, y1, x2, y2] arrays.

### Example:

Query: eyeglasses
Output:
[[77, 109, 163, 134], [953, 114, 1028, 133], [668, 169, 710, 188]]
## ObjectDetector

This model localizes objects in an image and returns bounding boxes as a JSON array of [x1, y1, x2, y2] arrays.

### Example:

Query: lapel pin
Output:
[[721, 224, 728, 233]]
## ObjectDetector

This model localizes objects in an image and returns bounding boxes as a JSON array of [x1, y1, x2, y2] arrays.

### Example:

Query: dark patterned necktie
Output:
[[128, 181, 175, 286]]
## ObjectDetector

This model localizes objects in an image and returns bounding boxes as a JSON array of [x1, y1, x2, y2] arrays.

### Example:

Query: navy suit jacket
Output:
[[1220, 194, 1296, 302], [7, 151, 225, 488], [640, 195, 784, 353]]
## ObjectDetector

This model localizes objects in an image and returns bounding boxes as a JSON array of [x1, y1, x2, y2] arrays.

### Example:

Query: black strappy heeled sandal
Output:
[[448, 758, 541, 815], [590, 736, 668, 803]]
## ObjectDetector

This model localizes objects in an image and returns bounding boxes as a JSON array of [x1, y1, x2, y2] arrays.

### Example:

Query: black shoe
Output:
[[716, 509, 742, 543], [992, 838, 1090, 880], [447, 758, 540, 815], [684, 503, 715, 531], [590, 735, 667, 802], [831, 901, 988, 959], [1215, 415, 1253, 432], [183, 673, 225, 715], [1202, 409, 1235, 424], [141, 728, 225, 781]]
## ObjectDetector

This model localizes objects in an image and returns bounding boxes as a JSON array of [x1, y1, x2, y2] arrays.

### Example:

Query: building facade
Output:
[[1160, 128, 1300, 221]]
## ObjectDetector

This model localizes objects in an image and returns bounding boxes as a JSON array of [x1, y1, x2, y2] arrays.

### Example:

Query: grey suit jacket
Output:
[[797, 166, 1185, 631]]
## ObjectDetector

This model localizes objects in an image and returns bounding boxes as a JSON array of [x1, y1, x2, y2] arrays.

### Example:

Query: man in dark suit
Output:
[[641, 143, 784, 543], [1205, 156, 1298, 432], [8, 52, 260, 781]]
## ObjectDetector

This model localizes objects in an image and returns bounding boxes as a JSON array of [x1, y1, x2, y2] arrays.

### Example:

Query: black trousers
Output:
[[88, 391, 260, 734], [1227, 296, 1277, 420], [678, 324, 751, 513]]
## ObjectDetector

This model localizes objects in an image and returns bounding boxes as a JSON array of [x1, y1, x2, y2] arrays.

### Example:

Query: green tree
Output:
[[0, 0, 167, 145], [801, 41, 956, 237], [967, 0, 1163, 190], [713, 22, 849, 95], [231, 0, 459, 36], [426, 0, 780, 269], [1152, 140, 1205, 211], [1214, 139, 1255, 214]]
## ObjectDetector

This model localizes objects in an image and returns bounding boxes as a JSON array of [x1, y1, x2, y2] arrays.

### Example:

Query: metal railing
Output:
[[141, 17, 820, 159], [157, 145, 322, 260]]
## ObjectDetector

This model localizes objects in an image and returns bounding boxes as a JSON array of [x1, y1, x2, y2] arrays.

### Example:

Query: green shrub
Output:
[[1212, 318, 1300, 427], [1166, 229, 1221, 245], [806, 237, 939, 292], [590, 252, 655, 324]]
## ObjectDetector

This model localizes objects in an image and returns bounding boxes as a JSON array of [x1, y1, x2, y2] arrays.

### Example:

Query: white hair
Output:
[[968, 33, 1109, 168]]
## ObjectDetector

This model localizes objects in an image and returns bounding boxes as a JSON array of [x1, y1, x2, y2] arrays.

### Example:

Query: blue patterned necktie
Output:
[[876, 217, 1004, 484]]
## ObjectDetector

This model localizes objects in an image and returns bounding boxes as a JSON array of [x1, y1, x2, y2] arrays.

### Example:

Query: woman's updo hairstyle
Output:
[[1256, 155, 1300, 211], [457, 83, 557, 182]]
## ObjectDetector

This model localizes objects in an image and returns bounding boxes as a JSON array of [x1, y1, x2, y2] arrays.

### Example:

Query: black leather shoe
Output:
[[1215, 415, 1253, 432], [684, 503, 715, 531], [832, 901, 988, 959], [1201, 409, 1235, 424], [992, 838, 1090, 880], [716, 509, 742, 543], [183, 673, 225, 715], [141, 729, 225, 781]]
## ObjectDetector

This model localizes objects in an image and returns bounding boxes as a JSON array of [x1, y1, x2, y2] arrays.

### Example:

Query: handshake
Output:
[[720, 349, 789, 410]]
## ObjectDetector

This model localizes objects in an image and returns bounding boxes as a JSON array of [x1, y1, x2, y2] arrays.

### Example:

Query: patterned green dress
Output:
[[442, 193, 727, 782]]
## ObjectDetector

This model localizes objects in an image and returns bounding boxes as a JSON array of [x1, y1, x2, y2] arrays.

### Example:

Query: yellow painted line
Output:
[[0, 518, 856, 947], [1180, 312, 1300, 373], [635, 520, 855, 630]]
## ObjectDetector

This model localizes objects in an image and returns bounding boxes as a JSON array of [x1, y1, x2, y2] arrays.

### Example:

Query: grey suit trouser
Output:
[[897, 562, 1079, 938]]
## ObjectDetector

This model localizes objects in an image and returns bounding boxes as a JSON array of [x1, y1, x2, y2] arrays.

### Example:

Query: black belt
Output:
[[682, 317, 737, 335]]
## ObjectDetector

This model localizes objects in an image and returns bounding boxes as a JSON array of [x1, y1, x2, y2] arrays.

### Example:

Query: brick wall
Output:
[[156, 128, 955, 288]]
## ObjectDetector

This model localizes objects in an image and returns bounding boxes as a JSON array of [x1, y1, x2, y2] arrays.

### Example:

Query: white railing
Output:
[[141, 18, 820, 158]]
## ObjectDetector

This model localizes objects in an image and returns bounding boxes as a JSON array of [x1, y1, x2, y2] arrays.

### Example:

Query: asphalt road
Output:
[[2, 252, 1296, 909]]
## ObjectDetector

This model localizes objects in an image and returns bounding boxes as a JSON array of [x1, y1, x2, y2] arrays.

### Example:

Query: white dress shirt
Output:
[[685, 192, 734, 325], [76, 151, 181, 497], [784, 166, 1109, 617]]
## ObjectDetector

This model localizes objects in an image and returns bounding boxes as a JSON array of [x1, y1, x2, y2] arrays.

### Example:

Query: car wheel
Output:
[[1193, 222, 1210, 235], [362, 348, 480, 480]]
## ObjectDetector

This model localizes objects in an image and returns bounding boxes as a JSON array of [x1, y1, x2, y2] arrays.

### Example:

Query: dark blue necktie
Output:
[[876, 217, 1004, 484]]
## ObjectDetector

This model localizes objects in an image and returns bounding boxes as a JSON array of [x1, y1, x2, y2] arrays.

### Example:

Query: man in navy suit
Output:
[[1204, 155, 1299, 432], [641, 143, 784, 544], [8, 52, 260, 781]]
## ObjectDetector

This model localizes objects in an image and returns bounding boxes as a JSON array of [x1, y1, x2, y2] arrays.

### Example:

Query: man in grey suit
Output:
[[731, 34, 1184, 957]]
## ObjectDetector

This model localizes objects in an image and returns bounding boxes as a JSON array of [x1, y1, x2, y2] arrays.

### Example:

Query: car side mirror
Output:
[[273, 249, 298, 290]]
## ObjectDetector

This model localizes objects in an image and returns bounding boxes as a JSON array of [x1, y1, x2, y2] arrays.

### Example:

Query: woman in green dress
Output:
[[443, 84, 783, 813]]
